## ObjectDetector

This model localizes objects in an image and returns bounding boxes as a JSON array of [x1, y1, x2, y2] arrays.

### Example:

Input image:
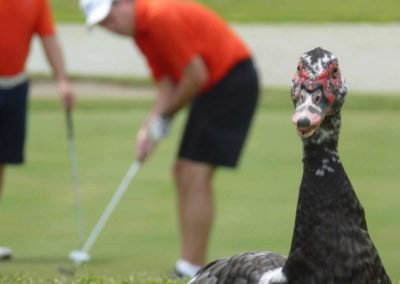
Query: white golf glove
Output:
[[148, 115, 171, 141]]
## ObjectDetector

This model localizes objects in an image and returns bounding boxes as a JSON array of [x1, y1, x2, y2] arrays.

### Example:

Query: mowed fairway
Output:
[[0, 89, 399, 282], [50, 0, 400, 23]]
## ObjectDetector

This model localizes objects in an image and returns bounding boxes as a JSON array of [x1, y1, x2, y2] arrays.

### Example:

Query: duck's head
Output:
[[291, 47, 347, 140]]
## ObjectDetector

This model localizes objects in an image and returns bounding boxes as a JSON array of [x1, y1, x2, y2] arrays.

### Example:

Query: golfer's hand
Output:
[[148, 115, 171, 141], [58, 79, 74, 112], [136, 128, 156, 162], [136, 115, 171, 162]]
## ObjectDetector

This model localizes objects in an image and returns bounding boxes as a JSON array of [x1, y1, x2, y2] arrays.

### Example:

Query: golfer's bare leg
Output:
[[174, 158, 215, 267], [0, 164, 4, 200], [0, 163, 12, 260]]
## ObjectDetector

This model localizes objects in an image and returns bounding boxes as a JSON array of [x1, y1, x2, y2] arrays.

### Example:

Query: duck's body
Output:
[[188, 48, 391, 284]]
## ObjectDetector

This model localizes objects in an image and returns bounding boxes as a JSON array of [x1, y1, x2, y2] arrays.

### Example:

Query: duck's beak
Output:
[[292, 94, 325, 139]]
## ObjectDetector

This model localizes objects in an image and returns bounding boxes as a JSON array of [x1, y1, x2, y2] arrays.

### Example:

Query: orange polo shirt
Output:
[[134, 0, 251, 92], [0, 0, 55, 76]]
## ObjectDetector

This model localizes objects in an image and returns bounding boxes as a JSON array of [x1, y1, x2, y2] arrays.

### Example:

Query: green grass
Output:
[[50, 0, 400, 23], [0, 274, 187, 284], [1, 89, 399, 283]]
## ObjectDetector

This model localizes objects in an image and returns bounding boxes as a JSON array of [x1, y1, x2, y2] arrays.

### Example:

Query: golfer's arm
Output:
[[40, 35, 68, 83], [160, 55, 209, 117], [151, 77, 175, 117]]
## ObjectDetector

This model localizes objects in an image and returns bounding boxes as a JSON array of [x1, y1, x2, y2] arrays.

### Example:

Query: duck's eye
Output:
[[299, 92, 307, 104], [332, 67, 339, 79], [313, 91, 322, 104]]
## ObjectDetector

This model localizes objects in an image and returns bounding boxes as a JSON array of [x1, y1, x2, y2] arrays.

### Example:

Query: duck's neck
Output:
[[280, 113, 392, 282], [288, 114, 367, 255]]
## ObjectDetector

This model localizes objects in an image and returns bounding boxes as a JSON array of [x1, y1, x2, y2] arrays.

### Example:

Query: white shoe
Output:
[[0, 246, 12, 260], [175, 259, 201, 278]]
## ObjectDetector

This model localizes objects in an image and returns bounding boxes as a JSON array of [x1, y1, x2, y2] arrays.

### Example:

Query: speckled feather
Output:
[[189, 252, 287, 284]]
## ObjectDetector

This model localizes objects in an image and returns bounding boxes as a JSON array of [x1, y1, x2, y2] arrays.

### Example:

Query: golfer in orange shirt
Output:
[[81, 0, 259, 278], [0, 0, 74, 259]]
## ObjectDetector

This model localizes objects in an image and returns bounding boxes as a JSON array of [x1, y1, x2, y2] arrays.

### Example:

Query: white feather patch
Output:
[[258, 267, 286, 284], [187, 275, 198, 284]]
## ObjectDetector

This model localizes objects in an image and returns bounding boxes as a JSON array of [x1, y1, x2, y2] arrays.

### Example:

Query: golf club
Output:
[[65, 110, 86, 246], [60, 160, 141, 275]]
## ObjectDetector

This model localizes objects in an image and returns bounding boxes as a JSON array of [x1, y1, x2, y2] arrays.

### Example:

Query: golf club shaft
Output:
[[66, 110, 86, 245], [81, 160, 141, 254]]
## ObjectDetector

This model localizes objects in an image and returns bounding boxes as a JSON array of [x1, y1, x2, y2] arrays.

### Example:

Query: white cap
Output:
[[80, 0, 113, 27]]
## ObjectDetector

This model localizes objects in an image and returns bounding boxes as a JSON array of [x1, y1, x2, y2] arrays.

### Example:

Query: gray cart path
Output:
[[28, 23, 400, 93]]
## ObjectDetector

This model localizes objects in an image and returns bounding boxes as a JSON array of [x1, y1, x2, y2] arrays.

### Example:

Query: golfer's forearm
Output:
[[163, 78, 200, 116], [41, 36, 68, 83], [162, 56, 208, 117], [151, 77, 174, 118]]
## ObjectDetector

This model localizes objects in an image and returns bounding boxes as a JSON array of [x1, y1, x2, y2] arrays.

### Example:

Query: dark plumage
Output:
[[189, 47, 391, 284]]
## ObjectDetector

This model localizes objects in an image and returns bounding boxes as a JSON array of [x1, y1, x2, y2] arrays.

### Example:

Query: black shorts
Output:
[[178, 59, 259, 168], [0, 81, 29, 164]]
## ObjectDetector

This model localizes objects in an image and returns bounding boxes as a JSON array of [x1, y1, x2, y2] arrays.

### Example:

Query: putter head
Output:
[[57, 266, 76, 277], [69, 250, 91, 265]]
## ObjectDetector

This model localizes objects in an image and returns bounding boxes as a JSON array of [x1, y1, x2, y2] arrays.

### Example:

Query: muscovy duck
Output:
[[188, 47, 391, 284]]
